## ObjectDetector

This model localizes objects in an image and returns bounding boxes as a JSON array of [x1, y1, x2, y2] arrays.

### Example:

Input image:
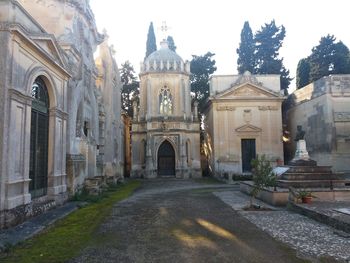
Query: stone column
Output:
[[194, 101, 199, 121], [133, 100, 138, 121], [147, 80, 151, 119]]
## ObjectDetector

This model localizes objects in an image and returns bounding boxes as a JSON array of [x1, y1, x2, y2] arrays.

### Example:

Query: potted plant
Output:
[[296, 189, 315, 204]]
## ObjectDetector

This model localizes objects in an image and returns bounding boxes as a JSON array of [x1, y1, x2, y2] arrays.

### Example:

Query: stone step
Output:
[[277, 179, 349, 188], [281, 173, 341, 180], [284, 166, 332, 173]]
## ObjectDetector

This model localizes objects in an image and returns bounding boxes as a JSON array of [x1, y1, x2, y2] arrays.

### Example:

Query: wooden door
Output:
[[241, 139, 256, 173]]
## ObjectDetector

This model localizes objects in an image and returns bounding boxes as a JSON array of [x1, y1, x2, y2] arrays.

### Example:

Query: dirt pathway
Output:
[[70, 179, 308, 263]]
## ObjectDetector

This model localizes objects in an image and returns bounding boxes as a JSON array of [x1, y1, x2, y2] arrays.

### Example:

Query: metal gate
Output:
[[29, 77, 49, 198]]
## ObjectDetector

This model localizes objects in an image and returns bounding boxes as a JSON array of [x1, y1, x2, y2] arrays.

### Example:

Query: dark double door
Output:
[[158, 141, 175, 176], [241, 139, 256, 173], [29, 78, 49, 198]]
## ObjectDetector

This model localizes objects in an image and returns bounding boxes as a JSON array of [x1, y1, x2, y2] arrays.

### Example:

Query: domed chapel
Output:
[[131, 40, 201, 178]]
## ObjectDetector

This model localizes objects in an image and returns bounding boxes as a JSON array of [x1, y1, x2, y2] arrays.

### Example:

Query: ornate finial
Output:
[[234, 71, 262, 86]]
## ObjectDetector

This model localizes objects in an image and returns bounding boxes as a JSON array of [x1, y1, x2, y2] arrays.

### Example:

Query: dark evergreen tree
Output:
[[308, 35, 350, 82], [236, 21, 255, 74], [332, 41, 350, 74], [145, 22, 157, 60], [190, 52, 217, 113], [254, 20, 292, 94], [296, 58, 311, 89], [167, 36, 177, 52], [120, 61, 139, 117]]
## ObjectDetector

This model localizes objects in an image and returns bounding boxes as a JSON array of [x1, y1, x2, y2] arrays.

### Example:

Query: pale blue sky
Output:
[[90, 0, 350, 91]]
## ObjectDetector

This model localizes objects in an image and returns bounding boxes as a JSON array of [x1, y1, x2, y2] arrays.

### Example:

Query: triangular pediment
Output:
[[235, 124, 262, 133], [215, 83, 280, 99], [31, 36, 66, 68]]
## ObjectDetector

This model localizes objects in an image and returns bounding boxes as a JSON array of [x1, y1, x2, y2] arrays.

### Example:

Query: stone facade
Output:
[[131, 41, 201, 178], [285, 75, 350, 172], [0, 0, 123, 228], [204, 72, 285, 177], [95, 37, 124, 182]]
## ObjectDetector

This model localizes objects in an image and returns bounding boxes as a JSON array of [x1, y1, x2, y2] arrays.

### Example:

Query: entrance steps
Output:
[[277, 166, 350, 188]]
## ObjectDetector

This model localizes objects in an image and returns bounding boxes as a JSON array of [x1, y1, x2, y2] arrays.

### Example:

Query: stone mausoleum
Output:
[[131, 40, 201, 178], [204, 71, 285, 177], [285, 75, 350, 173], [0, 0, 124, 228]]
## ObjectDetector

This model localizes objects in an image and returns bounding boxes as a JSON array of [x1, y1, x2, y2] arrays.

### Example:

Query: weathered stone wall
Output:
[[19, 0, 126, 193], [0, 0, 124, 228], [286, 75, 350, 172], [0, 0, 71, 228], [95, 38, 124, 179]]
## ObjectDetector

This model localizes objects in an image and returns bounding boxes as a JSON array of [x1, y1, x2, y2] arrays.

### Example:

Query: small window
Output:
[[83, 121, 89, 137]]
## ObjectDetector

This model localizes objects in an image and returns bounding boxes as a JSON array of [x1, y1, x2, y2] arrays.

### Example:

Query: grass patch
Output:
[[1, 180, 140, 263]]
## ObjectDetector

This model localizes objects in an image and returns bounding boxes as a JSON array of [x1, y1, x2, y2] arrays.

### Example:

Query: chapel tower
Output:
[[131, 40, 201, 178]]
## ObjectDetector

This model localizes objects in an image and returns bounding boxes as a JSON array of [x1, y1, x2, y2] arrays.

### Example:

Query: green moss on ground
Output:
[[1, 180, 140, 263]]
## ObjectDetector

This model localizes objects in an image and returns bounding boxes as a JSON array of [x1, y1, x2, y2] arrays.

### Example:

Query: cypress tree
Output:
[[167, 36, 177, 52], [254, 20, 292, 93], [145, 22, 157, 60], [236, 21, 255, 74]]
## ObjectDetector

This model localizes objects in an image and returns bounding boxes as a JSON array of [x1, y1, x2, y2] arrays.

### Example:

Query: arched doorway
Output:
[[157, 140, 175, 176], [29, 77, 49, 198]]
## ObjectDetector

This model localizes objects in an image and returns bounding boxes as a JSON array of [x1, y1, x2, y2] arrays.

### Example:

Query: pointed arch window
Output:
[[159, 86, 173, 115]]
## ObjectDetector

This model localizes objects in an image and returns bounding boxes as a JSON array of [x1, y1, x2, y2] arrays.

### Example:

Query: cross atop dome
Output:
[[159, 21, 171, 41]]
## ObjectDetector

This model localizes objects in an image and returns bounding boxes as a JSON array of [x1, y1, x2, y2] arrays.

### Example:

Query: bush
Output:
[[250, 155, 277, 207]]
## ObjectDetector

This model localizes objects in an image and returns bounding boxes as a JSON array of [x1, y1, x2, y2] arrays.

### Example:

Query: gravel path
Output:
[[69, 179, 309, 263], [214, 190, 350, 262]]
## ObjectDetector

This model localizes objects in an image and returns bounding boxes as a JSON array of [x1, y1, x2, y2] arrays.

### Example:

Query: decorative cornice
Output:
[[216, 105, 235, 111], [8, 88, 32, 105], [258, 106, 279, 111], [49, 107, 68, 119]]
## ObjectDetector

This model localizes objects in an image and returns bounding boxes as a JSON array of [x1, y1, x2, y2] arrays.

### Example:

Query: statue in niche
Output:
[[161, 120, 167, 130], [294, 125, 305, 141]]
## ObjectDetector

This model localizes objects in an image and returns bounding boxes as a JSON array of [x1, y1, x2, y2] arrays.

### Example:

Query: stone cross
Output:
[[159, 21, 171, 40]]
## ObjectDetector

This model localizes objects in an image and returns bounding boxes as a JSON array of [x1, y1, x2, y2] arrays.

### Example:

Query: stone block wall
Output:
[[286, 75, 350, 172]]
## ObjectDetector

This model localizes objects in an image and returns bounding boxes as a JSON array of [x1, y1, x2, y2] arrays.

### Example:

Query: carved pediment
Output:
[[232, 85, 268, 97], [235, 124, 262, 133], [216, 83, 279, 99], [31, 36, 66, 68]]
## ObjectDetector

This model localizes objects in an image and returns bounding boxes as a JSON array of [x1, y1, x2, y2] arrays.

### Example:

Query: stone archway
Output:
[[157, 140, 175, 177]]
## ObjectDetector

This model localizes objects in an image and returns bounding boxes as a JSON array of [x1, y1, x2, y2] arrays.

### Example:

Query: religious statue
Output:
[[294, 125, 305, 141]]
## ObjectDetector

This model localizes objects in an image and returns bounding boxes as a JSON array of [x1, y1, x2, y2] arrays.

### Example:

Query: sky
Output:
[[90, 0, 350, 92]]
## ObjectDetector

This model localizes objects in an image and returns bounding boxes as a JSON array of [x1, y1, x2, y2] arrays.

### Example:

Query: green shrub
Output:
[[250, 155, 276, 207]]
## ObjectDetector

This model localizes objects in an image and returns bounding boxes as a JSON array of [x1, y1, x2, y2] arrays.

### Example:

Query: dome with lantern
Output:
[[141, 40, 190, 74]]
